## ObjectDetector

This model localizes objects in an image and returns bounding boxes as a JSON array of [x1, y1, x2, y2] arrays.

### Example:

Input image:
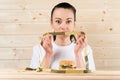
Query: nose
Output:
[[60, 22, 67, 31]]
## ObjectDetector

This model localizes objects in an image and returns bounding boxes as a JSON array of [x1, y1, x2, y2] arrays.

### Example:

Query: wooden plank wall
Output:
[[0, 0, 120, 70]]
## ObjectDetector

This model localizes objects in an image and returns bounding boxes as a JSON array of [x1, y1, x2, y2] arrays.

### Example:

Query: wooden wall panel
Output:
[[0, 0, 106, 10], [95, 59, 120, 70], [93, 47, 120, 59], [93, 47, 120, 70], [0, 36, 40, 48], [76, 22, 120, 34], [0, 48, 32, 59], [88, 35, 120, 47], [0, 22, 120, 35], [0, 0, 120, 70], [0, 35, 120, 48], [0, 10, 50, 23], [0, 60, 30, 69], [0, 24, 50, 35], [1, 10, 120, 23], [1, 0, 120, 10]]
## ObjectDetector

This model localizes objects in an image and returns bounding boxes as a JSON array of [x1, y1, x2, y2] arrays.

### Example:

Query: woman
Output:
[[30, 2, 95, 70]]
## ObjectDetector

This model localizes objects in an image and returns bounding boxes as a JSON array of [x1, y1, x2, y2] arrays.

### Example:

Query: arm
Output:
[[41, 52, 52, 68], [86, 45, 96, 70], [75, 51, 85, 69], [30, 45, 44, 69], [74, 34, 87, 69], [40, 34, 53, 68]]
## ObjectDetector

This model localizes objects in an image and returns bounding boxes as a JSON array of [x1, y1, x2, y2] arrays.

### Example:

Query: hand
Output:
[[74, 33, 87, 54], [41, 34, 53, 54]]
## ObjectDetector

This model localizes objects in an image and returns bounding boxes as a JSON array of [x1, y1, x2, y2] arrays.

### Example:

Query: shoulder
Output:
[[33, 44, 44, 51], [73, 42, 92, 50], [84, 45, 93, 55], [33, 44, 46, 55], [86, 45, 92, 50], [33, 44, 40, 50]]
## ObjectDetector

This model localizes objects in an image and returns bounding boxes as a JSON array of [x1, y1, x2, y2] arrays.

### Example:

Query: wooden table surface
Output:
[[0, 69, 120, 80]]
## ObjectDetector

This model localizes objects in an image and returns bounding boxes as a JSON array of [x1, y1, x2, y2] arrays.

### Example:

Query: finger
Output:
[[78, 35, 84, 43], [43, 36, 52, 48], [43, 42, 51, 49], [77, 34, 84, 43], [46, 34, 52, 46], [83, 35, 88, 46], [76, 36, 86, 48], [42, 34, 52, 42], [48, 34, 52, 40]]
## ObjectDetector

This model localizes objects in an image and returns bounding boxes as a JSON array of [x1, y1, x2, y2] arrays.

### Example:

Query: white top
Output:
[[30, 41, 96, 70]]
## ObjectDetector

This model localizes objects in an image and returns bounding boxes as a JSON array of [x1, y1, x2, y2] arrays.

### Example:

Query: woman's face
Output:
[[51, 8, 75, 32]]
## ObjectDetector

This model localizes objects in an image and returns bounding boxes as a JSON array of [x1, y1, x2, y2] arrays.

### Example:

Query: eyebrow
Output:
[[55, 18, 62, 20], [55, 18, 73, 20]]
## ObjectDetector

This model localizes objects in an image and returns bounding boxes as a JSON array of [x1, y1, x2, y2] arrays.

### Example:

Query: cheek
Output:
[[68, 24, 75, 31], [51, 23, 60, 31]]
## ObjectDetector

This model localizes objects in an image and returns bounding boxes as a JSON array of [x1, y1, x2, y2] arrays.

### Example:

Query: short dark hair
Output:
[[51, 2, 76, 22]]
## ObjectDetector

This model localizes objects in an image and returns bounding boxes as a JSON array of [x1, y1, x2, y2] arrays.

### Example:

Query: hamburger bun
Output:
[[59, 60, 76, 70]]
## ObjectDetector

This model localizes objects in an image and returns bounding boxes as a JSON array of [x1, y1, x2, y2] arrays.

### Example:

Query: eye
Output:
[[66, 20, 72, 24], [56, 20, 61, 24]]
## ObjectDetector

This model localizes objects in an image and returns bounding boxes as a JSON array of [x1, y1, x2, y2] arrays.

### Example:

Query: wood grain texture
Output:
[[0, 60, 30, 69], [0, 70, 120, 80], [0, 48, 32, 59], [87, 34, 120, 47], [1, 10, 120, 23], [0, 0, 106, 10], [0, 0, 120, 70], [0, 35, 40, 48], [93, 47, 120, 59], [0, 23, 50, 35]]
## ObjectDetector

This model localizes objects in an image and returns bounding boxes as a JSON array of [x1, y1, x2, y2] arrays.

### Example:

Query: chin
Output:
[[60, 35, 69, 38]]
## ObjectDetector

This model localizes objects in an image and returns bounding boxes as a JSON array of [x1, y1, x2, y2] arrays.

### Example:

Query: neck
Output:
[[55, 35, 71, 46]]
